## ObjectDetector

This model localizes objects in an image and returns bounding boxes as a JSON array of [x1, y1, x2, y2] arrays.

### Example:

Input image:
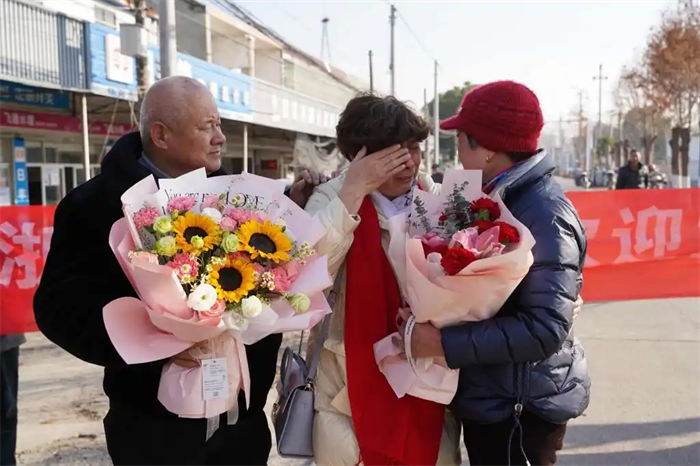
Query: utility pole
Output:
[[577, 90, 585, 167], [423, 88, 429, 167], [368, 50, 374, 93], [134, 0, 149, 103], [389, 4, 396, 95], [159, 0, 177, 78], [592, 64, 608, 161], [321, 16, 331, 70], [432, 60, 439, 168]]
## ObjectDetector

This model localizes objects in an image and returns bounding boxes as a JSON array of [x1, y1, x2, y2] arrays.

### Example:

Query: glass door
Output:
[[27, 166, 43, 205], [42, 165, 63, 206], [64, 166, 76, 193]]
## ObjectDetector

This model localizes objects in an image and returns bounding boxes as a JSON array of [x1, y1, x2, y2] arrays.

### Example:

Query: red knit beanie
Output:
[[440, 81, 544, 153]]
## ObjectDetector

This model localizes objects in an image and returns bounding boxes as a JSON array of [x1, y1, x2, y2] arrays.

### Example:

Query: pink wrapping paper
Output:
[[104, 216, 332, 420], [374, 190, 536, 404]]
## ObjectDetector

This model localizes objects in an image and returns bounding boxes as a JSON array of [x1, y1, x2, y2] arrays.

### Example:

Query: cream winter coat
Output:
[[304, 174, 462, 466]]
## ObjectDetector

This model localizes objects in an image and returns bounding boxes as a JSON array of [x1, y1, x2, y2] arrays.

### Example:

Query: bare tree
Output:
[[645, 0, 700, 184], [618, 63, 662, 165]]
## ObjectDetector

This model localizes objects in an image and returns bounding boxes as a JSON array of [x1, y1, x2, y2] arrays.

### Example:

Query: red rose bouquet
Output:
[[374, 169, 535, 405]]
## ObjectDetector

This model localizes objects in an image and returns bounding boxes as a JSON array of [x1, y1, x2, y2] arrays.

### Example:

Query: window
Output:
[[95, 6, 117, 27], [282, 59, 295, 90]]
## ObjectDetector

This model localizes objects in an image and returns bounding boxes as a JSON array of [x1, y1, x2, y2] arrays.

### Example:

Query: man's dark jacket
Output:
[[441, 154, 591, 425], [34, 133, 282, 422], [616, 163, 648, 189]]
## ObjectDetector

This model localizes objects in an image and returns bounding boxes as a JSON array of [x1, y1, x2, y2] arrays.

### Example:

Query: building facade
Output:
[[0, 0, 362, 206]]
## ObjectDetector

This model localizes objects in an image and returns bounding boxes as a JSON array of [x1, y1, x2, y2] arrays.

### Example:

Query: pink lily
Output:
[[449, 227, 505, 259]]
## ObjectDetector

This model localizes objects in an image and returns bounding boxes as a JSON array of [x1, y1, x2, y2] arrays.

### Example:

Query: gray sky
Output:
[[240, 0, 673, 132]]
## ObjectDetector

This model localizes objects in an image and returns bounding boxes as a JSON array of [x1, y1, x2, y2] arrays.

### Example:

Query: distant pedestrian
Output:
[[616, 149, 648, 189], [0, 333, 25, 466], [431, 163, 444, 183]]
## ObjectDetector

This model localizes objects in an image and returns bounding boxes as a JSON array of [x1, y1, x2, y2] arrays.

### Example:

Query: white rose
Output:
[[273, 218, 287, 229], [202, 207, 223, 223], [240, 296, 263, 318], [187, 284, 218, 312]]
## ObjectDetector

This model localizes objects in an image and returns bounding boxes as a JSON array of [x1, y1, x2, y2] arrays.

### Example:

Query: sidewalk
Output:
[[15, 297, 700, 465]]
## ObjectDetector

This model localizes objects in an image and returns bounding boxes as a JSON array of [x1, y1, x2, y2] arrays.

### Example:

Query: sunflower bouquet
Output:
[[103, 169, 332, 433]]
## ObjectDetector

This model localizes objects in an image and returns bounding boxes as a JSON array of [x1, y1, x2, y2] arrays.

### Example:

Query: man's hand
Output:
[[573, 294, 583, 320], [288, 168, 329, 208], [170, 340, 212, 369], [397, 308, 444, 360]]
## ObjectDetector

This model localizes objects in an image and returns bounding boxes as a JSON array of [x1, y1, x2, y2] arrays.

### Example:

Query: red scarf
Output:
[[344, 198, 444, 465]]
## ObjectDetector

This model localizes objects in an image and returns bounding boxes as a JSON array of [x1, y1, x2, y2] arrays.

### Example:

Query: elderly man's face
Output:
[[167, 90, 226, 174]]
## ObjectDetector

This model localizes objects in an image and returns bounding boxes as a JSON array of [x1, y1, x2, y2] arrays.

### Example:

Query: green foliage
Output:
[[439, 181, 473, 235], [424, 82, 478, 157]]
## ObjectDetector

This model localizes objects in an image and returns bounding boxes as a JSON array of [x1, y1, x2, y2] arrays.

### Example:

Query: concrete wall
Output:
[[286, 56, 356, 108], [174, 0, 208, 61]]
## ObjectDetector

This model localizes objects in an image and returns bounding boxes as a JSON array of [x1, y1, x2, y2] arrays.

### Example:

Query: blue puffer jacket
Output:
[[441, 154, 591, 425]]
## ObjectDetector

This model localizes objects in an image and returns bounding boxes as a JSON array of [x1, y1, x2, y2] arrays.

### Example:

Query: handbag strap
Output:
[[306, 269, 343, 384]]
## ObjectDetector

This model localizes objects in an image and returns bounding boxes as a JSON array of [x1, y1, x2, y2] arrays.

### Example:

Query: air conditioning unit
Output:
[[119, 23, 149, 58]]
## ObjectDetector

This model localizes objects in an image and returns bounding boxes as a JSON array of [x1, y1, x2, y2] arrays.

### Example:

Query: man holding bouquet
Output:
[[34, 76, 327, 465], [406, 80, 590, 466]]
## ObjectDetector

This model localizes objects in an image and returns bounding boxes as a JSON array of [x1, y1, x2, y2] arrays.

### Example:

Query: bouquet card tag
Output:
[[202, 358, 228, 401]]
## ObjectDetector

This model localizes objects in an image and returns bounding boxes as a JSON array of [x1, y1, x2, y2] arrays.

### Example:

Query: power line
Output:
[[383, 0, 440, 67], [173, 8, 360, 99], [213, 0, 362, 92]]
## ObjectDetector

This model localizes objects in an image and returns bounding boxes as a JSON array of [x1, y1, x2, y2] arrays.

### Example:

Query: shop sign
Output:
[[87, 24, 253, 123], [12, 138, 28, 206], [0, 81, 71, 110], [1, 109, 133, 137], [87, 23, 138, 101], [149, 51, 252, 122]]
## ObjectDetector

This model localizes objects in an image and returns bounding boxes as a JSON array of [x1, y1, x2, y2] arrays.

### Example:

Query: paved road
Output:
[[16, 298, 699, 465], [558, 297, 700, 466]]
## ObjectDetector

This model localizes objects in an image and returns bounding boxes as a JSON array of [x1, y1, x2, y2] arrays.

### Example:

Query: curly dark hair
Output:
[[336, 93, 430, 160]]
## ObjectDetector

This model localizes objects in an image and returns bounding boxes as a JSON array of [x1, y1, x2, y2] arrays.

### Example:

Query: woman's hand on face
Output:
[[338, 145, 412, 215]]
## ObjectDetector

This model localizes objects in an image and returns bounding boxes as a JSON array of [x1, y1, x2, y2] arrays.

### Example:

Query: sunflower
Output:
[[172, 212, 222, 255], [208, 255, 257, 303], [237, 220, 292, 263]]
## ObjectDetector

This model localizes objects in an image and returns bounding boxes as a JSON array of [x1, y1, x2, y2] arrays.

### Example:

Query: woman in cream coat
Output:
[[304, 94, 461, 466]]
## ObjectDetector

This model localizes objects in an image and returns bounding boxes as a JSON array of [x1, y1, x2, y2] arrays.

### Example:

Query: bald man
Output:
[[34, 77, 327, 465]]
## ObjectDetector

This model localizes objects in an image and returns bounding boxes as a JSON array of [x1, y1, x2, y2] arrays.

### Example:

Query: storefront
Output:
[[0, 106, 132, 206]]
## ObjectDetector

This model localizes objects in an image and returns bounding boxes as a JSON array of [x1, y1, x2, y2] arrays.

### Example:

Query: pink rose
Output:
[[270, 267, 293, 293], [133, 207, 159, 229], [252, 212, 269, 223], [225, 207, 253, 224], [199, 299, 225, 319], [283, 260, 302, 282], [220, 216, 238, 232], [201, 194, 220, 210], [165, 253, 200, 283], [167, 196, 196, 213]]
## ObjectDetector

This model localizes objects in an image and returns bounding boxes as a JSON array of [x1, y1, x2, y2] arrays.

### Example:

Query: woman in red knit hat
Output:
[[408, 80, 591, 466]]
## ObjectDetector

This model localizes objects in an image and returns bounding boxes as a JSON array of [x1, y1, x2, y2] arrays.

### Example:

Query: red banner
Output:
[[567, 188, 700, 302], [1, 206, 55, 335], [1, 189, 699, 335]]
